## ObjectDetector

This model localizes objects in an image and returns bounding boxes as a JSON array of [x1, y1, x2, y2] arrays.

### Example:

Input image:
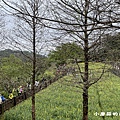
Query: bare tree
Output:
[[1, 0, 47, 120], [40, 0, 119, 120], [1, 0, 120, 120]]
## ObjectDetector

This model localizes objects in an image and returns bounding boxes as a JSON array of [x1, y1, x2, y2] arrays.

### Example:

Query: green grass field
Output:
[[2, 63, 120, 120]]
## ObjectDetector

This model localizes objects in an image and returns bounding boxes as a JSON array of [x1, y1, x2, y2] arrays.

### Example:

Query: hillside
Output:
[[3, 63, 120, 120], [0, 49, 45, 61]]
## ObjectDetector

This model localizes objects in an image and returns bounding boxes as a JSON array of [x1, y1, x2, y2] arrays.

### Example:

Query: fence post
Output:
[[24, 92, 27, 100], [45, 82, 47, 88], [0, 104, 3, 115], [13, 97, 16, 106], [49, 80, 52, 84]]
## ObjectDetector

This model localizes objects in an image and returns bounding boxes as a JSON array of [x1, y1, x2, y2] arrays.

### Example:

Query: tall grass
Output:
[[3, 63, 120, 120]]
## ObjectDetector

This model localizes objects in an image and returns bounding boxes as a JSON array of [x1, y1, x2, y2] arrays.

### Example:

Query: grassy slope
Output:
[[3, 63, 120, 120]]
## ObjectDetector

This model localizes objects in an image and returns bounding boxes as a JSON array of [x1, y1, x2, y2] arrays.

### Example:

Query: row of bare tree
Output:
[[0, 0, 120, 120]]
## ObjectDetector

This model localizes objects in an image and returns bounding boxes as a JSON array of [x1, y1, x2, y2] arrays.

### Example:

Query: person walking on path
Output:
[[0, 94, 5, 104], [17, 86, 23, 96], [0, 94, 6, 102]]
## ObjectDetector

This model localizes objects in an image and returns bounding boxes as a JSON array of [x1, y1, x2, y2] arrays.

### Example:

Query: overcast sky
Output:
[[0, 0, 57, 55]]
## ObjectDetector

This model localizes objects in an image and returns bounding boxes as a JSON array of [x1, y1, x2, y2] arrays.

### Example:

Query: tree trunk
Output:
[[32, 29, 36, 120], [32, 4, 36, 119], [83, 87, 88, 120], [82, 48, 89, 120], [82, 1, 89, 119], [82, 49, 89, 120], [32, 26, 36, 120], [82, 37, 89, 120], [82, 34, 89, 120]]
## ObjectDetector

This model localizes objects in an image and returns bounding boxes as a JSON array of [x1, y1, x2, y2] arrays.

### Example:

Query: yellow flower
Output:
[[9, 93, 13, 99], [12, 88, 15, 94]]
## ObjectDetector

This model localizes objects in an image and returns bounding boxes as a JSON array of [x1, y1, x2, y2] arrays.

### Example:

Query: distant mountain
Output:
[[0, 49, 45, 61]]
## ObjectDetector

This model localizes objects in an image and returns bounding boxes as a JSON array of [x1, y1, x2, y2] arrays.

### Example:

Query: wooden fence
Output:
[[0, 74, 64, 115]]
